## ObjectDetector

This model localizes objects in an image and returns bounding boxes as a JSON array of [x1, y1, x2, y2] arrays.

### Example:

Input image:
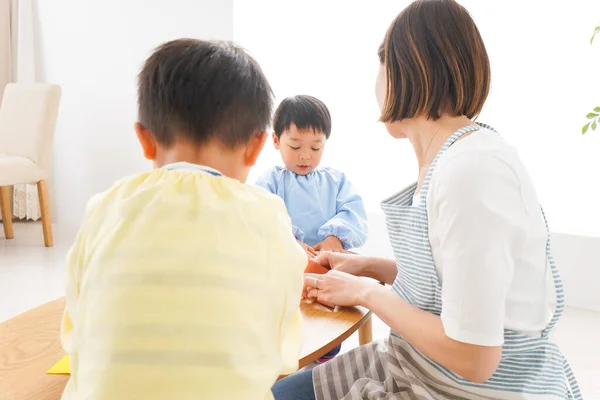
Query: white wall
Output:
[[33, 0, 234, 231]]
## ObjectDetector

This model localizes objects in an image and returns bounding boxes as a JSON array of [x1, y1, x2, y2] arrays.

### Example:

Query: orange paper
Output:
[[305, 259, 329, 274]]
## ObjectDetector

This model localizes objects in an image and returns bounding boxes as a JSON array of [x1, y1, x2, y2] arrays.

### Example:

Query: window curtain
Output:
[[0, 0, 10, 222], [11, 0, 41, 220]]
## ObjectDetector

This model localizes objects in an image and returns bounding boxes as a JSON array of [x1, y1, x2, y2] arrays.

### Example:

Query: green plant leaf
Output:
[[593, 120, 598, 131], [582, 122, 590, 134], [594, 106, 600, 113], [586, 112, 598, 119], [592, 26, 600, 44]]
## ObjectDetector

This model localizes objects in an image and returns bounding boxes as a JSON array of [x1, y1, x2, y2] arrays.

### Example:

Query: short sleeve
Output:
[[429, 153, 528, 346]]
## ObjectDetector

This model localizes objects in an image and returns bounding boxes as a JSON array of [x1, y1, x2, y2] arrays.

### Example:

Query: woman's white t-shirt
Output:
[[415, 127, 553, 347]]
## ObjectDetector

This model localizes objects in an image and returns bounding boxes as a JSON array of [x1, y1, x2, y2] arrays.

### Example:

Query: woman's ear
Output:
[[244, 131, 268, 167], [134, 122, 157, 160]]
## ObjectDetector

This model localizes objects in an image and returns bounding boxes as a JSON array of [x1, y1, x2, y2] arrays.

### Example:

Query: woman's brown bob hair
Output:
[[379, 0, 490, 122]]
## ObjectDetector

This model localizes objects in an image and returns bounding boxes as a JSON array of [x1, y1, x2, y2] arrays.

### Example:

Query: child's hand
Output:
[[298, 241, 317, 257], [314, 236, 344, 252]]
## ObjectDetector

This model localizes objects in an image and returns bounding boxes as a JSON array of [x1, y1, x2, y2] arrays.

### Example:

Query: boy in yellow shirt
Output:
[[60, 39, 307, 400]]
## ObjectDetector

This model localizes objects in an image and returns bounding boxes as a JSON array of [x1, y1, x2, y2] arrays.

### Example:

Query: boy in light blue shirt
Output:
[[256, 95, 368, 256], [256, 95, 368, 362]]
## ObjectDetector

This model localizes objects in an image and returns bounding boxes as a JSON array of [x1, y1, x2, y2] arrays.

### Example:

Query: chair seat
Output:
[[0, 153, 45, 186]]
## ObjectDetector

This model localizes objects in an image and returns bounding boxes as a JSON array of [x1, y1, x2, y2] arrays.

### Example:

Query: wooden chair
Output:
[[0, 84, 61, 247]]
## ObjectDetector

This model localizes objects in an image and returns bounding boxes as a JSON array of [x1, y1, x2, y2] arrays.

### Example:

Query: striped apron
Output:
[[312, 124, 582, 399]]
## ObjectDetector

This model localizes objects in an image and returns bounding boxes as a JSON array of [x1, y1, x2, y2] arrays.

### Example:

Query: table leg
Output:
[[358, 314, 373, 345]]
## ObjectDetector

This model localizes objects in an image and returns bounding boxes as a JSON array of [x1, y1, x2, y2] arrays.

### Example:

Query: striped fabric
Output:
[[312, 124, 582, 399]]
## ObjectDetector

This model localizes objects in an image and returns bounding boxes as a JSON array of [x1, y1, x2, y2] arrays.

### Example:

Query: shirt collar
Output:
[[161, 162, 223, 176]]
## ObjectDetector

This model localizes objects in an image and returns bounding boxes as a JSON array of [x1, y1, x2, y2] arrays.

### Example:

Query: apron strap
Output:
[[555, 256, 583, 398], [540, 209, 566, 337], [564, 357, 583, 399]]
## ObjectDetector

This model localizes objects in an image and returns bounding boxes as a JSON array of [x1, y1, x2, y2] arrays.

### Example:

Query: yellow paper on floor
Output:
[[47, 355, 70, 374]]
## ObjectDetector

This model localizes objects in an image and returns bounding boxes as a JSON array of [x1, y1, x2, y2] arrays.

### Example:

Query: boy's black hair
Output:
[[272, 95, 332, 139], [138, 39, 273, 148]]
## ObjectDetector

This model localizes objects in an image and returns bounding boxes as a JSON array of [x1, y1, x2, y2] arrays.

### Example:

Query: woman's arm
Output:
[[359, 256, 397, 285], [305, 271, 502, 383], [314, 252, 397, 285], [361, 284, 502, 383]]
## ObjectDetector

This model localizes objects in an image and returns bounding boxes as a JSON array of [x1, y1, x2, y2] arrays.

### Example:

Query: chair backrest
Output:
[[0, 83, 61, 171]]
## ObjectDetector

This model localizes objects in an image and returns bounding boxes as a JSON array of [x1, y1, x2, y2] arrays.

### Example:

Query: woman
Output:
[[272, 0, 581, 399]]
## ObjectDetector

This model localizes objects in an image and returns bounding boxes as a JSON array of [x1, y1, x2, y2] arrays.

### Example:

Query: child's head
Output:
[[135, 39, 273, 182], [272, 95, 331, 175]]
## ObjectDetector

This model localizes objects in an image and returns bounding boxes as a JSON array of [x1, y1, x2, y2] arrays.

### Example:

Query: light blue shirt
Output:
[[255, 166, 368, 249]]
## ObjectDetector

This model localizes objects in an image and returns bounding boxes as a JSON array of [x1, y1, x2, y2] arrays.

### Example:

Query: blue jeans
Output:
[[271, 369, 316, 400]]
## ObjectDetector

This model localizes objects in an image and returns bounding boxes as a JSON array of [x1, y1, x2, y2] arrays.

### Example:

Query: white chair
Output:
[[0, 83, 61, 247]]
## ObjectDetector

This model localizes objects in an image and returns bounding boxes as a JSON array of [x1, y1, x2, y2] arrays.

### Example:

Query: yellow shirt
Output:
[[61, 167, 306, 400]]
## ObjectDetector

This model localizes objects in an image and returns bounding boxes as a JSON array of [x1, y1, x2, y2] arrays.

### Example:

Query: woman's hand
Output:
[[315, 251, 398, 285], [313, 250, 369, 276], [303, 270, 381, 308]]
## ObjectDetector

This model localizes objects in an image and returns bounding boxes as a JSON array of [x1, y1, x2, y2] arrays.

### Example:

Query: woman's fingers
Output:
[[303, 273, 322, 292], [303, 273, 329, 300], [306, 287, 336, 308], [303, 269, 343, 286], [304, 270, 344, 293], [313, 251, 334, 268]]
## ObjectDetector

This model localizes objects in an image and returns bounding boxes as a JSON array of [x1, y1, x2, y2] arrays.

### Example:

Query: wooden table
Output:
[[297, 298, 372, 369], [0, 298, 372, 400]]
